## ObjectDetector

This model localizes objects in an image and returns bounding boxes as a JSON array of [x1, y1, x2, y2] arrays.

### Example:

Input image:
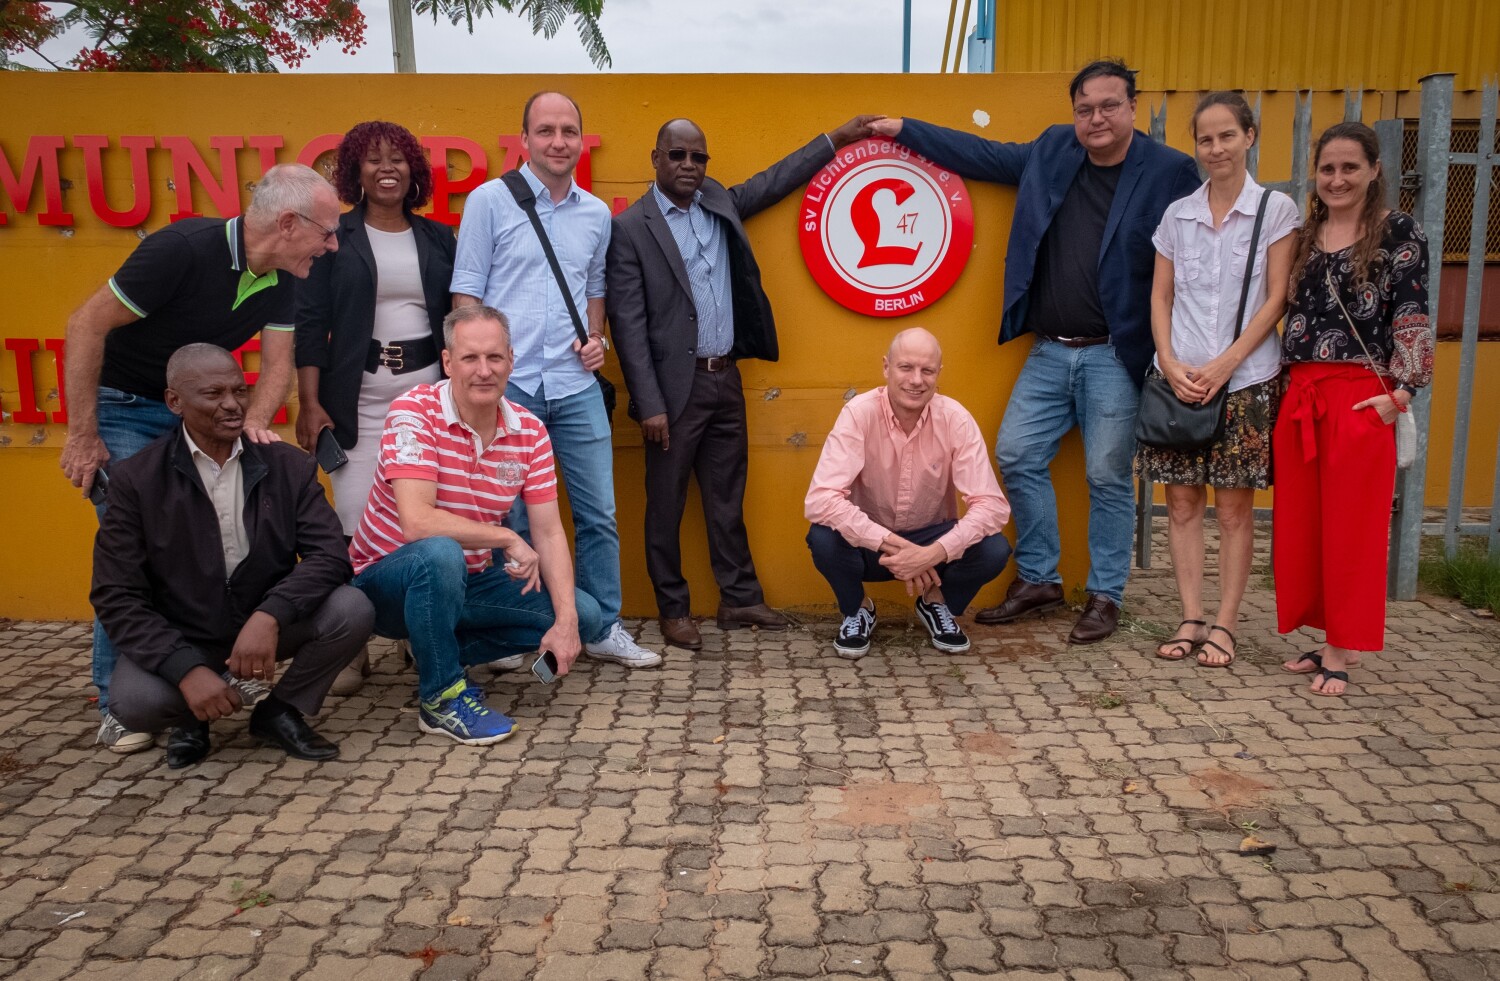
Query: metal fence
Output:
[[1134, 74, 1500, 600]]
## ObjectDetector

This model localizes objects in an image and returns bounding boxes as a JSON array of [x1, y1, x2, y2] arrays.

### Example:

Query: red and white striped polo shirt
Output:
[[349, 381, 557, 575]]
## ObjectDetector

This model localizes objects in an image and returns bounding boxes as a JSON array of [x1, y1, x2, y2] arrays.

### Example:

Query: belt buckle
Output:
[[379, 344, 404, 371], [705, 356, 728, 372]]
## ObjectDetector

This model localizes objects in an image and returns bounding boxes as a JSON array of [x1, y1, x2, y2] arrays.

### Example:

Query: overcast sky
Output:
[[12, 0, 977, 74]]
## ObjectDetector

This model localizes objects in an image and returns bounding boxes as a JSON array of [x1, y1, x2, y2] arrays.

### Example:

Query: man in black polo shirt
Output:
[[59, 162, 342, 754]]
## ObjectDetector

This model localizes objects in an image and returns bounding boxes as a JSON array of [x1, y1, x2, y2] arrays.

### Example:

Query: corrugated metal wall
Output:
[[996, 0, 1499, 91]]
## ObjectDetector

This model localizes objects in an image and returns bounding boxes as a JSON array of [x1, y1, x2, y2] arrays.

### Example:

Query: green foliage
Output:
[[1421, 544, 1500, 617], [412, 0, 610, 68]]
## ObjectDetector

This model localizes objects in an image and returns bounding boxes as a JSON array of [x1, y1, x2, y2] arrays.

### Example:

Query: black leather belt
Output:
[[366, 336, 439, 375], [695, 356, 733, 372], [1049, 335, 1110, 348]]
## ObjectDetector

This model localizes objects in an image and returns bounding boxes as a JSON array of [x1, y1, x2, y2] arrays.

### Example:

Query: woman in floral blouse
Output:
[[1274, 122, 1433, 698]]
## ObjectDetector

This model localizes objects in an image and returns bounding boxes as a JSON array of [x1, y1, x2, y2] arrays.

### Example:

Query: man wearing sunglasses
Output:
[[606, 114, 878, 651], [869, 60, 1199, 645], [58, 162, 342, 756]]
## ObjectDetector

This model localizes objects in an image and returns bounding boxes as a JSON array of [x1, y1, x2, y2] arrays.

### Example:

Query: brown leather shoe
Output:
[[716, 602, 789, 631], [658, 616, 702, 650], [974, 580, 1065, 624], [1068, 595, 1121, 645]]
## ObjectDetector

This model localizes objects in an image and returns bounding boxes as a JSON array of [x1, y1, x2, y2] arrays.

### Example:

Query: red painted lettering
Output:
[[45, 339, 67, 424], [0, 135, 72, 227], [161, 135, 245, 220], [3, 339, 47, 424], [424, 136, 489, 227], [76, 135, 156, 228]]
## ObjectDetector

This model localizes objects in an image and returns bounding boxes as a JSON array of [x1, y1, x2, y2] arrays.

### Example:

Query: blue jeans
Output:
[[994, 338, 1139, 604], [504, 380, 622, 627], [92, 387, 180, 715], [806, 521, 1011, 617], [351, 537, 606, 704]]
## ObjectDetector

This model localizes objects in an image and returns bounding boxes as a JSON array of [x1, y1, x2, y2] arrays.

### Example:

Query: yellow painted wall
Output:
[[1, 73, 1495, 622], [996, 0, 1500, 92]]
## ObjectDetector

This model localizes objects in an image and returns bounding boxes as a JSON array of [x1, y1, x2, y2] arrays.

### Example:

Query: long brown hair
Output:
[[1291, 122, 1389, 284]]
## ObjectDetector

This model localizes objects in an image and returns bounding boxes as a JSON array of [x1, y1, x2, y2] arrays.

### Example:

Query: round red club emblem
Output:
[[799, 138, 974, 317]]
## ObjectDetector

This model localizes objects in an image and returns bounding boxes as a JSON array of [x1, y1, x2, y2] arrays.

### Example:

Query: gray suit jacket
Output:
[[605, 134, 836, 423]]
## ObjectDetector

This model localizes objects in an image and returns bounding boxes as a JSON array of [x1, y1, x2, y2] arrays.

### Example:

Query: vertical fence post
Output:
[[1390, 73, 1454, 598], [1136, 95, 1169, 571]]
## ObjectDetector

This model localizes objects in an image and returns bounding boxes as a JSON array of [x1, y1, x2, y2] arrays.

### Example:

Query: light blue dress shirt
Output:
[[451, 163, 612, 400], [650, 183, 734, 358]]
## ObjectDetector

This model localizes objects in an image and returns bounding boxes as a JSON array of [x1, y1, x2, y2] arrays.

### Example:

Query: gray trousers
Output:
[[110, 585, 373, 733]]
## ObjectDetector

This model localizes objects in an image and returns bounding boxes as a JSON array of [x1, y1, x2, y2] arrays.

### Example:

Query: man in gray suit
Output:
[[606, 115, 876, 650]]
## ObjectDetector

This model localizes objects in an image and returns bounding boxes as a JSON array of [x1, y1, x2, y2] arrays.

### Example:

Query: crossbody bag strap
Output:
[[1230, 188, 1273, 342], [1324, 260, 1396, 401], [500, 169, 590, 345]]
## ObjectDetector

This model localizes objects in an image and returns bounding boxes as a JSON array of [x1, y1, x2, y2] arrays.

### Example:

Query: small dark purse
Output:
[[1135, 188, 1270, 451]]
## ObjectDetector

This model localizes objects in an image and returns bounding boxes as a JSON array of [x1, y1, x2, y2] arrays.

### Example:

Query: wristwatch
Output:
[[590, 332, 610, 351]]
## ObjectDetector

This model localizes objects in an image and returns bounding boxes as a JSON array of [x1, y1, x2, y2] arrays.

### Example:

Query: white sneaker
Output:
[[487, 653, 527, 672], [97, 712, 154, 754], [585, 621, 663, 668]]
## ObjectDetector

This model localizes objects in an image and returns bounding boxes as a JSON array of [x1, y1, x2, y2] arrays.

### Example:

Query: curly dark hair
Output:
[[333, 120, 433, 210]]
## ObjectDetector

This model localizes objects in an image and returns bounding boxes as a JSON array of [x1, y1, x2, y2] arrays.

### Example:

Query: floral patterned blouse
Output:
[[1282, 210, 1434, 390]]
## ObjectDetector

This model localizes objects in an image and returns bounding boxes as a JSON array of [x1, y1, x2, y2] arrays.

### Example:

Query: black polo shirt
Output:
[[101, 217, 295, 400]]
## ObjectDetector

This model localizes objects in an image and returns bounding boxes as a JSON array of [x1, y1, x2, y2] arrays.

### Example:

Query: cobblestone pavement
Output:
[[2, 531, 1499, 981]]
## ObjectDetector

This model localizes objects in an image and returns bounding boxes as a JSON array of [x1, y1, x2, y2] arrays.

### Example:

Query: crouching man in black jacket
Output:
[[91, 343, 372, 768]]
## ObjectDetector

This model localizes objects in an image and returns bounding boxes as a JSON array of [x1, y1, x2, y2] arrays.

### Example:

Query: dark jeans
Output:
[[351, 536, 606, 704], [109, 585, 373, 733], [806, 520, 1012, 617]]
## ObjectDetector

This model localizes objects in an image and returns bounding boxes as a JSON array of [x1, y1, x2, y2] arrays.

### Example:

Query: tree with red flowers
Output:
[[0, 0, 609, 72]]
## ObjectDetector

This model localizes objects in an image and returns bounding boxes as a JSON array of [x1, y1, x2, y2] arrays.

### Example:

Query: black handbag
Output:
[[1134, 188, 1270, 451], [499, 170, 616, 425]]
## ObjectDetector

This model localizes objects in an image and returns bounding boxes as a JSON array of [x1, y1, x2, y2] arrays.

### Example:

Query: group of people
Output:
[[60, 59, 1431, 769]]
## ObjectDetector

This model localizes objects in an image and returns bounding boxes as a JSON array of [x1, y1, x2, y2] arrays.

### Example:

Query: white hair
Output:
[[245, 163, 331, 227]]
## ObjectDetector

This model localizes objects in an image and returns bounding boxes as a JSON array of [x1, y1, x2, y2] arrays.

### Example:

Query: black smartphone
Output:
[[87, 468, 110, 507], [315, 427, 348, 474], [531, 650, 559, 685]]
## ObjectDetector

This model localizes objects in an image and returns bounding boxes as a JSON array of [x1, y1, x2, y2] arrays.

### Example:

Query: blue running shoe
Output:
[[419, 682, 515, 745]]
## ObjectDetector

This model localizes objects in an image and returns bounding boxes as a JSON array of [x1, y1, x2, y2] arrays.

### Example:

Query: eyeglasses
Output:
[[661, 147, 711, 166], [1073, 99, 1129, 121], [293, 212, 338, 242]]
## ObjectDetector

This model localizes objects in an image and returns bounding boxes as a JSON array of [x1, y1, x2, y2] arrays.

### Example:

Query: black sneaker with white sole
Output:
[[915, 597, 970, 653], [834, 602, 877, 658]]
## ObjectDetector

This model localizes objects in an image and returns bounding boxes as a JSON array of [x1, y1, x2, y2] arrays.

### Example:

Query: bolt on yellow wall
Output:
[[2, 73, 1493, 622]]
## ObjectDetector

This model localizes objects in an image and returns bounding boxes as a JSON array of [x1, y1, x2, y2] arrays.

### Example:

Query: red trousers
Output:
[[1272, 363, 1397, 651]]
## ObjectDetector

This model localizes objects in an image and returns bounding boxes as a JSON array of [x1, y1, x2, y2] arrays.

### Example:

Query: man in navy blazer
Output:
[[607, 115, 876, 650], [871, 60, 1199, 644]]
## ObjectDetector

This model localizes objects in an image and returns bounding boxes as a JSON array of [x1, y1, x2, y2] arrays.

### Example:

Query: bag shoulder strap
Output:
[[1230, 188, 1273, 342], [500, 169, 589, 345], [1324, 255, 1395, 400]]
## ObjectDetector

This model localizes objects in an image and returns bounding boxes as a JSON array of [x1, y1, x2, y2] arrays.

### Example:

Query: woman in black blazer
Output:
[[294, 121, 455, 691]]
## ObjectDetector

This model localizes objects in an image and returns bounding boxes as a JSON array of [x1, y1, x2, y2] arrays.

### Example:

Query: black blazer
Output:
[[606, 134, 836, 423], [91, 430, 352, 685], [294, 202, 456, 448]]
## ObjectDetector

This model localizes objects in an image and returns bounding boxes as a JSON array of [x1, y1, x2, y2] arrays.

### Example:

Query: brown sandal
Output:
[[1197, 625, 1236, 668], [1156, 619, 1207, 660]]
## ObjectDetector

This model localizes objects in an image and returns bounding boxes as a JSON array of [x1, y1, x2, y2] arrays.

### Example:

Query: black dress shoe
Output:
[[249, 702, 338, 761], [974, 580, 1065, 624], [1068, 594, 1121, 645], [165, 722, 211, 769]]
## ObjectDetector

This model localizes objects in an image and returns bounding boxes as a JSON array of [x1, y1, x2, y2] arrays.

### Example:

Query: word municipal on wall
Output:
[[2, 336, 281, 426], [0, 133, 608, 228]]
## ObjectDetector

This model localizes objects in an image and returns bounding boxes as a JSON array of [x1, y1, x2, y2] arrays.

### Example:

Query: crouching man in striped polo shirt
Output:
[[349, 305, 606, 745]]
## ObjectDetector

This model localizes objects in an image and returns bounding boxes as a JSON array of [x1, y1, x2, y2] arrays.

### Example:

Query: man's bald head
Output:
[[656, 118, 705, 145], [887, 327, 942, 364], [652, 118, 711, 209], [165, 343, 241, 392]]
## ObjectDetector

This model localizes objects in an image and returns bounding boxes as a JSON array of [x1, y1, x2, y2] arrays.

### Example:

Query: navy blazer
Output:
[[293, 203, 456, 449], [898, 120, 1200, 384]]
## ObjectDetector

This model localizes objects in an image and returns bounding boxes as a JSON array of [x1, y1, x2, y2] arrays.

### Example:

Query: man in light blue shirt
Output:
[[452, 91, 660, 669]]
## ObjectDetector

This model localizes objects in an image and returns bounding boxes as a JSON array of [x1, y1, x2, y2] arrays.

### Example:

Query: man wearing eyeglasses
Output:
[[605, 115, 877, 651], [59, 162, 342, 755], [869, 60, 1199, 645]]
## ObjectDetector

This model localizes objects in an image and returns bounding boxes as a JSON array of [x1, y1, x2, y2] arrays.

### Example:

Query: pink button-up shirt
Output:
[[804, 387, 1010, 560]]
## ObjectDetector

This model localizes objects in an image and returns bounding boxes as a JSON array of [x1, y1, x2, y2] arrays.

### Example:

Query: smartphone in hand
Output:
[[87, 468, 110, 507], [315, 427, 348, 474], [531, 650, 559, 685]]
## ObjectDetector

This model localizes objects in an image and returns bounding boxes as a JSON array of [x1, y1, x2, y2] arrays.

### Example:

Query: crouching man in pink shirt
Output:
[[804, 328, 1012, 658]]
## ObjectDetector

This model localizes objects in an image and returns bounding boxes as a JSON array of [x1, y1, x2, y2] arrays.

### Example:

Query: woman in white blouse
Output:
[[1139, 92, 1300, 667]]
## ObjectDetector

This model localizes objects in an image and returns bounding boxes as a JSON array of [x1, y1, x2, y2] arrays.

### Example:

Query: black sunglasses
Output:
[[662, 147, 710, 166]]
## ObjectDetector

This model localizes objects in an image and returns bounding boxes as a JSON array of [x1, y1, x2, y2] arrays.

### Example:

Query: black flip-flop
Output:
[[1283, 651, 1323, 674], [1155, 619, 1207, 660], [1311, 668, 1351, 697]]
